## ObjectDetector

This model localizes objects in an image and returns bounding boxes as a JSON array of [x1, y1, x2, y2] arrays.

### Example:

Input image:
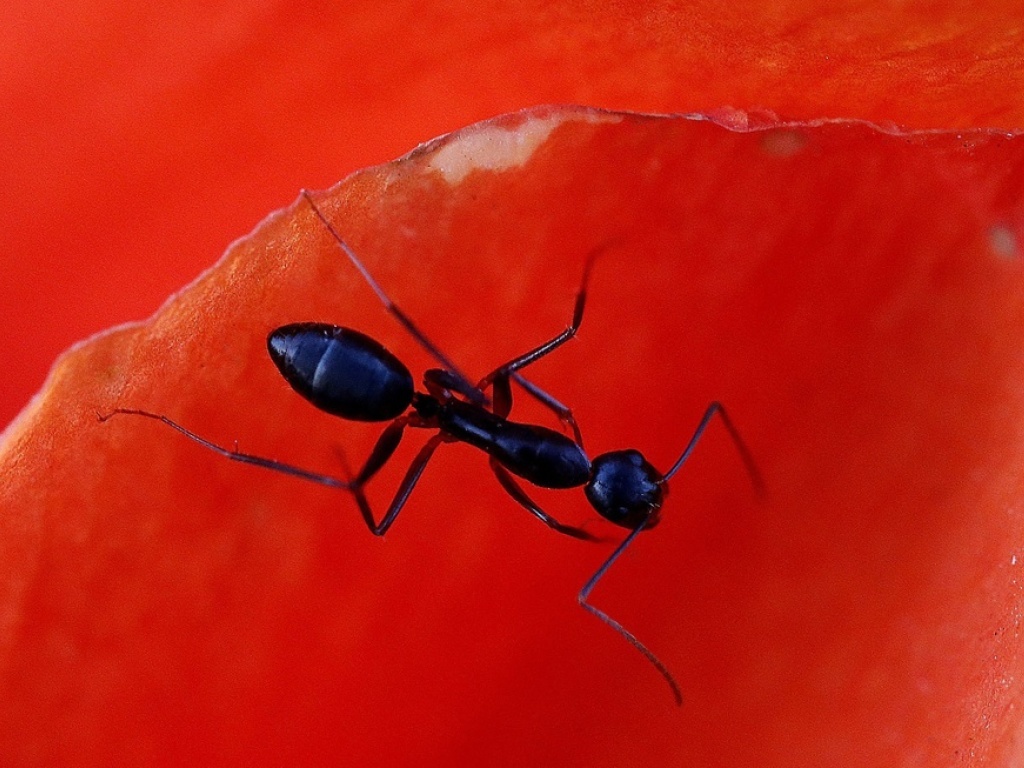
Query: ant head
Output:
[[584, 449, 664, 530]]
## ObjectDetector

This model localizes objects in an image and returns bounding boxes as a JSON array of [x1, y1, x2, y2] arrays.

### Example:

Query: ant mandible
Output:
[[100, 190, 764, 705]]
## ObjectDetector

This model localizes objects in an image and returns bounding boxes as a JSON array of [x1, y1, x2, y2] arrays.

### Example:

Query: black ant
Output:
[[100, 190, 764, 705]]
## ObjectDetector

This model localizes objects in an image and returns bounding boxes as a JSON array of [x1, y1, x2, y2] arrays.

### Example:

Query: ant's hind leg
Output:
[[300, 190, 484, 405], [97, 408, 352, 490]]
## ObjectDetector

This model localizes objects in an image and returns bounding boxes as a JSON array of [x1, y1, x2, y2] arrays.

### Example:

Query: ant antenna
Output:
[[580, 402, 764, 705], [579, 520, 683, 706], [664, 401, 765, 496], [300, 190, 487, 406]]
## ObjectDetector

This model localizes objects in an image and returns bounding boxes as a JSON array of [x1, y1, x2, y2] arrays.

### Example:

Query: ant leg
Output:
[[490, 373, 513, 418], [476, 244, 606, 393], [663, 402, 765, 496], [578, 518, 683, 706], [349, 417, 409, 486], [510, 373, 584, 447], [97, 409, 350, 490], [301, 190, 485, 405], [477, 244, 612, 440], [489, 370, 583, 448], [488, 458, 599, 541], [348, 434, 445, 536]]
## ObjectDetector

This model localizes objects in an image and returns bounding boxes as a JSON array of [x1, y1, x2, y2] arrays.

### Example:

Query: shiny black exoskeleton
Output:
[[268, 323, 591, 489], [268, 324, 413, 421], [99, 190, 764, 707], [262, 320, 596, 541], [262, 322, 761, 552], [585, 449, 665, 530]]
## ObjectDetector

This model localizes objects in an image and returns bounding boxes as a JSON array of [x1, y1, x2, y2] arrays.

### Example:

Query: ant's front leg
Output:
[[489, 458, 599, 541]]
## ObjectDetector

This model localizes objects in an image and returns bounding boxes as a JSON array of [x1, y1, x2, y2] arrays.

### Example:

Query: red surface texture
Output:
[[3, 2, 1024, 766], [4, 106, 1024, 765]]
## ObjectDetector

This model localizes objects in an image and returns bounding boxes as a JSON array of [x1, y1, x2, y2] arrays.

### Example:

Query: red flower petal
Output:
[[3, 4, 1021, 426], [4, 106, 1024, 764]]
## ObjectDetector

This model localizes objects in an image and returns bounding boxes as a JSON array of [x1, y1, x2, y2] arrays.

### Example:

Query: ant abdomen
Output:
[[268, 323, 414, 422]]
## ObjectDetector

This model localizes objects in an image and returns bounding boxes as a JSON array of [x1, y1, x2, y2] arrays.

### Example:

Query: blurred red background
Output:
[[2, 1, 1022, 429], [3, 2, 1024, 766]]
